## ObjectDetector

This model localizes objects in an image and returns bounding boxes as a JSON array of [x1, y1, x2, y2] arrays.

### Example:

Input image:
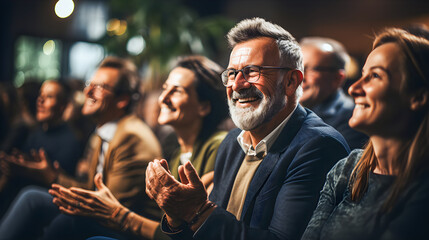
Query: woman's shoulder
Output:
[[201, 130, 228, 146], [334, 149, 362, 170], [192, 130, 228, 158], [328, 149, 363, 184]]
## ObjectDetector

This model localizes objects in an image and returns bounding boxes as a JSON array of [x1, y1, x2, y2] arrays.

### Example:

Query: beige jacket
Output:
[[57, 115, 162, 219]]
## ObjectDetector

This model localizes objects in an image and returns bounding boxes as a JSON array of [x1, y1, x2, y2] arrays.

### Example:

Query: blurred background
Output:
[[1, 0, 429, 90]]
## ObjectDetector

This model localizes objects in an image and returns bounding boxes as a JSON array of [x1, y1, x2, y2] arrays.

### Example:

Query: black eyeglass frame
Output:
[[220, 65, 293, 87]]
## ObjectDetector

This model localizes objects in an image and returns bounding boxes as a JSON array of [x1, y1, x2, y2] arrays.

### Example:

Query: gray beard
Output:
[[228, 83, 286, 131]]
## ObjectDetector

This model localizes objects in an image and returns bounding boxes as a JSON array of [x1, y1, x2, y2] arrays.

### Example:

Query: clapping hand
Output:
[[1, 149, 59, 185], [49, 173, 125, 228], [145, 159, 209, 227]]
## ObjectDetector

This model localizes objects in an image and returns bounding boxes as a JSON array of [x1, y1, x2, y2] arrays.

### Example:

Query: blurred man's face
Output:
[[36, 81, 65, 124], [301, 45, 343, 108], [81, 67, 119, 123]]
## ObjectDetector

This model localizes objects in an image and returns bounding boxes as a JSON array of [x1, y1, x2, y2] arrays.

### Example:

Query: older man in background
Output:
[[300, 37, 368, 149]]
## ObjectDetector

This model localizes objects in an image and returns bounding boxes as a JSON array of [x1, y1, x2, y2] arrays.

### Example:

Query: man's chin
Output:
[[81, 108, 97, 117], [230, 107, 264, 131]]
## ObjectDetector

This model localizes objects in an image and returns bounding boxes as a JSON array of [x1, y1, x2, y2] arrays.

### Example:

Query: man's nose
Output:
[[158, 90, 170, 105], [37, 96, 44, 104], [84, 84, 94, 96], [231, 71, 251, 92]]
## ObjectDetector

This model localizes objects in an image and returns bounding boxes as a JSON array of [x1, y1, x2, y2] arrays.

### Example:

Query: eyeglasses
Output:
[[221, 65, 292, 87], [85, 82, 114, 92]]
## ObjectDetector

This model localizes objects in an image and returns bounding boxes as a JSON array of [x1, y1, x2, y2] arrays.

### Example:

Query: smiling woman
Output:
[[158, 55, 229, 182], [302, 28, 429, 240]]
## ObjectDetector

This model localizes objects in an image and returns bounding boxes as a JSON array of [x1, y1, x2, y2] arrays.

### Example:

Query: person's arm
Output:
[[2, 149, 60, 186], [50, 173, 161, 239], [300, 160, 345, 239]]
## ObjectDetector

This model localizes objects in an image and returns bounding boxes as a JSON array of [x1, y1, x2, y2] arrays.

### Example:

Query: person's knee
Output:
[[14, 186, 53, 209]]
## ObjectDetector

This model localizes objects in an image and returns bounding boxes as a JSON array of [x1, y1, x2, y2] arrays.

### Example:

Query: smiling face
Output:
[[301, 45, 343, 108], [227, 37, 287, 131], [81, 67, 120, 125], [157, 67, 207, 129], [36, 81, 65, 124], [348, 42, 412, 136]]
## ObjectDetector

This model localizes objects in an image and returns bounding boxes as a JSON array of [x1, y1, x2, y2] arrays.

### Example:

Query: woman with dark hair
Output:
[[49, 55, 229, 240], [302, 28, 429, 239], [160, 55, 229, 180]]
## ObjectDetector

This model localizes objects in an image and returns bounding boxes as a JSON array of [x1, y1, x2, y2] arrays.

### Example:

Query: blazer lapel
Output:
[[88, 134, 102, 189], [240, 105, 307, 219]]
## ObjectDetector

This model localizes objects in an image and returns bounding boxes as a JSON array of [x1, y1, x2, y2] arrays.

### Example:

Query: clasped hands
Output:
[[145, 159, 214, 230]]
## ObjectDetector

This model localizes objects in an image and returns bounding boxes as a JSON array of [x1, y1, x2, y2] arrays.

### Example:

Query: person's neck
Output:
[[174, 121, 202, 154], [95, 112, 125, 128], [248, 102, 296, 148], [371, 135, 407, 175]]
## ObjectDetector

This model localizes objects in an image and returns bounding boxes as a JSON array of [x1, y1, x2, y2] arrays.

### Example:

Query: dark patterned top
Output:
[[302, 149, 429, 240]]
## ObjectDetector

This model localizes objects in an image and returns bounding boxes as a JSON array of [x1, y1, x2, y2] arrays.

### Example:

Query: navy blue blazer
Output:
[[166, 105, 350, 240]]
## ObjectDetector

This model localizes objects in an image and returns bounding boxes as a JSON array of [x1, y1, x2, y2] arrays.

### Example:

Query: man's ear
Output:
[[198, 101, 211, 117], [285, 70, 303, 97], [333, 69, 346, 89], [116, 95, 131, 110], [410, 89, 429, 111]]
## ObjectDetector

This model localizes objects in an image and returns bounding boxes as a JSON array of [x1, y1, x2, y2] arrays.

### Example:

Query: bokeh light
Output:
[[55, 0, 75, 19], [43, 40, 55, 55], [127, 35, 145, 55], [106, 18, 127, 36]]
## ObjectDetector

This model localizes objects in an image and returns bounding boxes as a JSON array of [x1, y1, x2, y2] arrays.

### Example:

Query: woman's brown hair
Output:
[[350, 28, 429, 211]]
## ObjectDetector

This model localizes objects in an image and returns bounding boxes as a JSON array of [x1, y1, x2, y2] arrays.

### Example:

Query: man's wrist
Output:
[[46, 169, 59, 185], [187, 201, 216, 225], [165, 215, 186, 231], [164, 200, 217, 233], [188, 201, 216, 232], [111, 206, 129, 226]]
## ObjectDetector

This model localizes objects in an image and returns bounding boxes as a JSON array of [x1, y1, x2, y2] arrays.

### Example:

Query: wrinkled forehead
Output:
[[230, 47, 251, 66], [228, 38, 280, 67]]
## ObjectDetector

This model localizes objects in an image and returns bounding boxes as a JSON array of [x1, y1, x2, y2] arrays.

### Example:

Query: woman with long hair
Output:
[[302, 28, 429, 239]]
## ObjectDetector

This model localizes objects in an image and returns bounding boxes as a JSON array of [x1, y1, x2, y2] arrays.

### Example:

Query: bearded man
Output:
[[146, 18, 350, 240]]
